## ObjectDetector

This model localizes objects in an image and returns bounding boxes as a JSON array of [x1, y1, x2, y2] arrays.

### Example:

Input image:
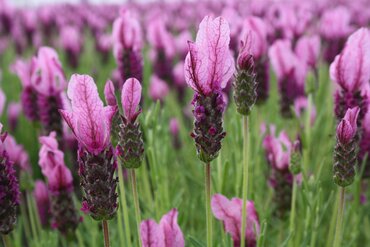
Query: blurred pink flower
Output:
[[38, 131, 65, 178], [211, 194, 260, 247], [149, 75, 169, 102], [140, 208, 184, 247], [31, 47, 66, 96]]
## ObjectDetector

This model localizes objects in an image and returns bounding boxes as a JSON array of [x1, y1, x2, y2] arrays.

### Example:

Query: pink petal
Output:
[[343, 107, 360, 132], [184, 16, 235, 95], [330, 28, 370, 92], [104, 80, 117, 107], [48, 164, 73, 191], [240, 16, 268, 59], [67, 74, 108, 155], [211, 194, 240, 242], [121, 78, 142, 121], [295, 35, 321, 69], [159, 209, 185, 247], [140, 220, 165, 247], [268, 40, 295, 80]]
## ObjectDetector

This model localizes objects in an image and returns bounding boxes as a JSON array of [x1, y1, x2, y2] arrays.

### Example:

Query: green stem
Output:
[[205, 162, 212, 247], [240, 116, 250, 247], [102, 220, 110, 247], [2, 234, 12, 247], [333, 187, 345, 247], [118, 164, 132, 247], [26, 192, 39, 242], [130, 169, 142, 247], [19, 195, 31, 241], [288, 176, 298, 247]]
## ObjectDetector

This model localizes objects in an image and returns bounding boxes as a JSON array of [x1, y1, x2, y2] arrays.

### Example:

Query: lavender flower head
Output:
[[239, 16, 269, 104], [39, 131, 80, 237], [11, 59, 39, 121], [233, 32, 257, 116], [330, 28, 370, 124], [0, 123, 20, 235], [184, 15, 235, 163], [60, 74, 118, 221], [117, 78, 144, 169], [334, 107, 360, 187], [112, 9, 143, 83], [269, 40, 307, 118], [262, 125, 296, 217], [32, 47, 67, 137]]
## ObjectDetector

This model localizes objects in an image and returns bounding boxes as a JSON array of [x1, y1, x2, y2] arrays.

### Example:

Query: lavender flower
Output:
[[334, 107, 360, 187], [39, 132, 80, 237], [184, 16, 235, 163], [211, 194, 260, 247], [140, 209, 185, 247], [32, 47, 66, 137], [33, 180, 50, 227], [117, 78, 144, 169], [330, 28, 370, 124], [60, 74, 118, 221], [0, 123, 20, 235], [112, 9, 143, 83]]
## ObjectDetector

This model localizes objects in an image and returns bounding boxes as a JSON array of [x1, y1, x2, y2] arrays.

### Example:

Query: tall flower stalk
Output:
[[117, 78, 144, 247], [60, 74, 118, 247], [233, 32, 258, 247], [332, 107, 359, 247], [184, 16, 235, 247]]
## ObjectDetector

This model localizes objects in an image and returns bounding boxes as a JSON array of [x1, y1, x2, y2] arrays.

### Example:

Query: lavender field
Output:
[[0, 0, 370, 246]]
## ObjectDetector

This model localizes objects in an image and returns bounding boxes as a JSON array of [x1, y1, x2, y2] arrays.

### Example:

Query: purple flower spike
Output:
[[0, 123, 20, 235], [11, 59, 39, 121], [184, 16, 234, 163], [334, 107, 360, 187], [269, 40, 306, 118], [330, 28, 370, 124], [38, 131, 80, 237], [112, 9, 143, 82], [140, 208, 185, 247], [7, 102, 22, 131], [118, 78, 144, 169], [211, 194, 260, 247], [262, 126, 297, 217], [60, 74, 118, 221]]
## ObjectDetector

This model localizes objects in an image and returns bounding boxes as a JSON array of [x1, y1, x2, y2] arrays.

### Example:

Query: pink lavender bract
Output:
[[184, 16, 235, 96], [211, 194, 260, 247], [140, 208, 185, 247], [60, 74, 117, 156], [121, 77, 142, 122]]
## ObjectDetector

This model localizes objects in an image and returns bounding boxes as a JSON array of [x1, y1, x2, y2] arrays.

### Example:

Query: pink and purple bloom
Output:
[[211, 194, 260, 247], [330, 28, 370, 124], [184, 15, 234, 163], [334, 107, 360, 187], [112, 9, 143, 84], [0, 123, 20, 235], [269, 39, 307, 118], [60, 74, 118, 221], [140, 208, 185, 247]]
